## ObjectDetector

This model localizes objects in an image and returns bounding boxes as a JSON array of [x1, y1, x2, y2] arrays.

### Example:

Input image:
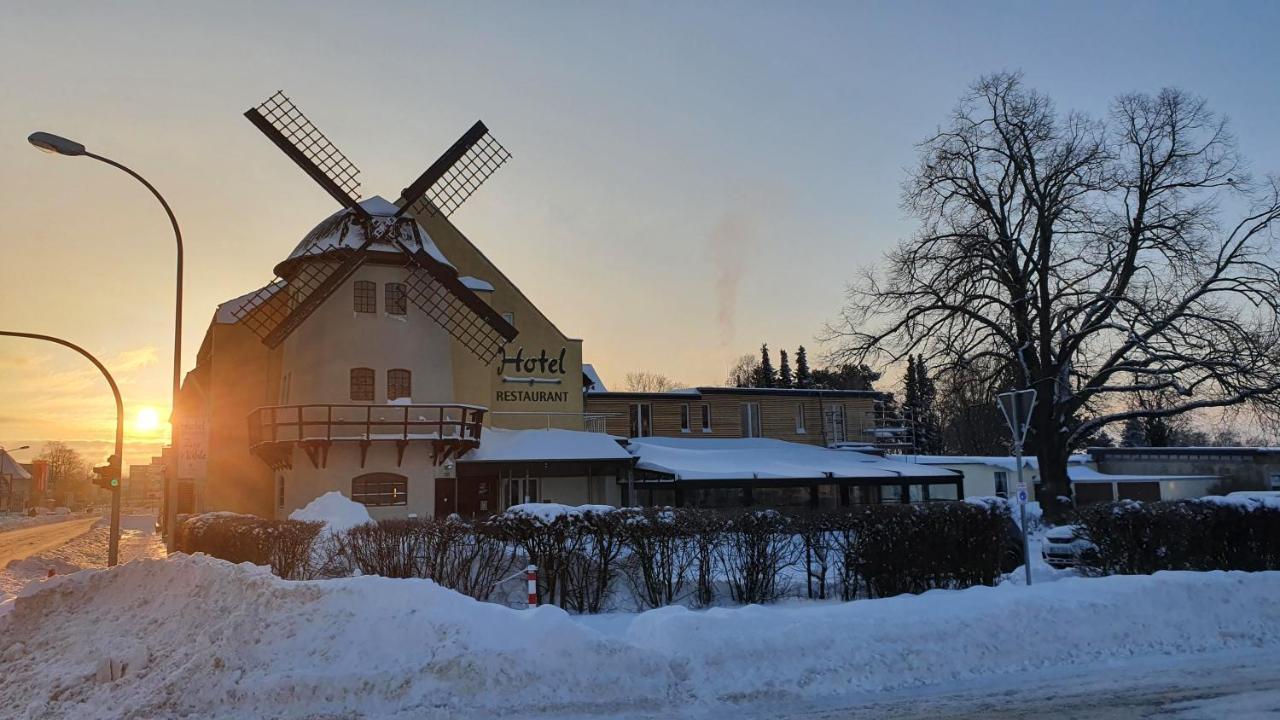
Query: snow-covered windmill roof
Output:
[[628, 437, 960, 481], [281, 196, 454, 271]]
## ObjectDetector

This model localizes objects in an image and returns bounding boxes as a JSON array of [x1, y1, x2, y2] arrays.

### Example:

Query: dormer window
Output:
[[385, 283, 407, 315], [354, 281, 377, 313]]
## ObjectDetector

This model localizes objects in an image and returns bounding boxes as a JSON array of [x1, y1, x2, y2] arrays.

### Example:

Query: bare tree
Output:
[[726, 354, 759, 388], [828, 73, 1280, 513], [37, 441, 87, 504], [623, 371, 684, 393]]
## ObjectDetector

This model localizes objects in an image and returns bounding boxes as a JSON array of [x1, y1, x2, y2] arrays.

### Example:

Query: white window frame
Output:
[[741, 402, 762, 438], [680, 403, 691, 433], [700, 403, 712, 433], [994, 470, 1009, 498], [1271, 473, 1280, 491], [795, 402, 806, 434], [629, 403, 653, 438]]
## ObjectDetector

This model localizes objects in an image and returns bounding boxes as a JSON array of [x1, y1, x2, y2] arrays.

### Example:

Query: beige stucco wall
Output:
[[280, 264, 455, 406], [277, 442, 442, 520]]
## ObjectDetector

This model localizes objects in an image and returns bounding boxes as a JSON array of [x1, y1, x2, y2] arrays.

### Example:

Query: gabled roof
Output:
[[0, 450, 32, 480]]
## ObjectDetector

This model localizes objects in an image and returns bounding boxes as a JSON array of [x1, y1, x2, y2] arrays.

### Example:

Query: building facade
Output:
[[174, 196, 591, 526]]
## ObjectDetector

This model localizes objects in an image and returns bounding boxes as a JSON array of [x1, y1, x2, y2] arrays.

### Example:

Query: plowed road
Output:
[[0, 517, 100, 567]]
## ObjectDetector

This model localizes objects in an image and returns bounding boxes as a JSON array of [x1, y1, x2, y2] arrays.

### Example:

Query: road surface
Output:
[[745, 649, 1280, 719], [0, 516, 101, 568]]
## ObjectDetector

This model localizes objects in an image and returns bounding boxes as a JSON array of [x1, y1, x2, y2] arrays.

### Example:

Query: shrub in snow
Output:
[[620, 507, 697, 609], [490, 504, 623, 611], [719, 510, 800, 604], [175, 513, 325, 580], [1074, 498, 1280, 576]]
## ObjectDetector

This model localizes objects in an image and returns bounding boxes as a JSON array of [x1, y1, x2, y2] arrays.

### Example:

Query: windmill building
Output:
[[173, 93, 957, 532]]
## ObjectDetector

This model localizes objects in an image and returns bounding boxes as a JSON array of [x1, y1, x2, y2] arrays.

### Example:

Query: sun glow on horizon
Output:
[[133, 406, 162, 435]]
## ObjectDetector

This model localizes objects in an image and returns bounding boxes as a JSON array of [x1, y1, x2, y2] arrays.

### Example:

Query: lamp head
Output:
[[28, 131, 86, 157]]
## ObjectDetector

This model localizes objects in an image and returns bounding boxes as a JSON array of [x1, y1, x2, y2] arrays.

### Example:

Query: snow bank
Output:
[[288, 491, 372, 534], [503, 502, 615, 523], [2, 556, 1279, 718], [0, 555, 671, 719]]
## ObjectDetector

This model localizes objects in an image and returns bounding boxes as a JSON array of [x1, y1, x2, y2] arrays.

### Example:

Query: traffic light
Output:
[[93, 454, 121, 492]]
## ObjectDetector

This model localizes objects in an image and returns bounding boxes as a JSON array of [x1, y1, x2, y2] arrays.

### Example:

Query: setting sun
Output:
[[134, 406, 161, 434]]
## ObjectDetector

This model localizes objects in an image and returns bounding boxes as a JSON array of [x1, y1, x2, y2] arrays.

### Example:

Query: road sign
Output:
[[1017, 482, 1028, 504], [996, 389, 1037, 450]]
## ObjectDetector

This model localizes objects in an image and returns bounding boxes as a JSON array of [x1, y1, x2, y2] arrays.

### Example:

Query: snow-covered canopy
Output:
[[1066, 466, 1217, 484], [459, 276, 494, 292], [282, 196, 453, 271], [909, 454, 1092, 472], [628, 437, 959, 481], [463, 428, 633, 463]]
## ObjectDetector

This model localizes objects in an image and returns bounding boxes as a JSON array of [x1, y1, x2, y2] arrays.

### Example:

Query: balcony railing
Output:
[[248, 403, 487, 448], [486, 411, 619, 434]]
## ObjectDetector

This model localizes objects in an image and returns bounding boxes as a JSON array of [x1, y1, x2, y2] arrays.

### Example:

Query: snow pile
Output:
[[288, 491, 372, 534], [503, 502, 615, 523], [965, 496, 1043, 531], [3, 557, 1279, 718], [1197, 493, 1280, 510], [0, 555, 671, 719]]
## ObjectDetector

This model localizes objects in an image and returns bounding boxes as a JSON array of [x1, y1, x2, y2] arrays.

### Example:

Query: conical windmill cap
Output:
[[274, 196, 455, 277]]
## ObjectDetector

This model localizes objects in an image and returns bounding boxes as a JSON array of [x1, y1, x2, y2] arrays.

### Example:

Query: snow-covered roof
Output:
[[214, 282, 283, 324], [459, 276, 494, 292], [582, 364, 606, 392], [1066, 466, 1217, 484], [909, 454, 1092, 472], [628, 437, 959, 481], [463, 428, 633, 463], [0, 450, 31, 480], [282, 196, 454, 270]]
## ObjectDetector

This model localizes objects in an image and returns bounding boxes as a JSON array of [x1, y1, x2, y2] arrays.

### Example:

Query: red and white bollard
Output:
[[526, 564, 538, 608]]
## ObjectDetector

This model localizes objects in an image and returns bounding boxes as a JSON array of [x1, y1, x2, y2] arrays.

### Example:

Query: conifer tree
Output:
[[794, 346, 811, 389], [755, 343, 777, 388], [778, 349, 793, 388]]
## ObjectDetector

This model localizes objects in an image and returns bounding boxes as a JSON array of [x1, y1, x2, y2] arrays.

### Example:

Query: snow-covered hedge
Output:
[[1074, 497, 1280, 576], [175, 502, 1016, 611]]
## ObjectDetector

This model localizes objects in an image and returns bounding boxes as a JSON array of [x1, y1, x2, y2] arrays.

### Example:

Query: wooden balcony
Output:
[[248, 403, 487, 470]]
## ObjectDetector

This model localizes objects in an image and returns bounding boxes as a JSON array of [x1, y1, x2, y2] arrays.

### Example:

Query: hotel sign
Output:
[[495, 346, 571, 404]]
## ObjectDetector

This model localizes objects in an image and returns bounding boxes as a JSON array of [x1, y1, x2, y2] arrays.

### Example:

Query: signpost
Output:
[[996, 389, 1037, 586]]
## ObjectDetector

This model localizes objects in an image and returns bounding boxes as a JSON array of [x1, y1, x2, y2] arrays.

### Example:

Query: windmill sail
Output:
[[245, 91, 368, 215], [397, 121, 511, 218]]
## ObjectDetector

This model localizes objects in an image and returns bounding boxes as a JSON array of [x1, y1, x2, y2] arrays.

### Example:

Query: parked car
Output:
[[1042, 524, 1094, 569]]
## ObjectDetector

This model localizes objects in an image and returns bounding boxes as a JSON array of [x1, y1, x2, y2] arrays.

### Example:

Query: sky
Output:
[[2, 1, 1280, 466]]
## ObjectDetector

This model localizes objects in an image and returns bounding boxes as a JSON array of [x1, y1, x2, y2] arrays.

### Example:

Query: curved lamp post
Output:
[[1, 331, 123, 565], [29, 131, 184, 539]]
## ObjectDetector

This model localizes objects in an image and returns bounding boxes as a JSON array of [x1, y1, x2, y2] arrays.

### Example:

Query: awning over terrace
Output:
[[627, 437, 959, 483]]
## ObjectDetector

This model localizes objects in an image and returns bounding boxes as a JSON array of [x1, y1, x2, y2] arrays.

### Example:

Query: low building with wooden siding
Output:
[[584, 387, 890, 448]]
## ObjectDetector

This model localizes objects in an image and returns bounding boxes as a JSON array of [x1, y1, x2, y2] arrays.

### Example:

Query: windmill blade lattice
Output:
[[233, 246, 363, 344], [245, 91, 367, 213], [401, 248, 517, 363], [399, 121, 512, 218]]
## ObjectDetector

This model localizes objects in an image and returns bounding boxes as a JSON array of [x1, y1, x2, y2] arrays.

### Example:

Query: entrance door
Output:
[[436, 477, 495, 519]]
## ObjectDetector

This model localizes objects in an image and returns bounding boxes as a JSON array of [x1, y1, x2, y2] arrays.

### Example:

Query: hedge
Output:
[[176, 501, 1016, 610], [1074, 498, 1280, 576]]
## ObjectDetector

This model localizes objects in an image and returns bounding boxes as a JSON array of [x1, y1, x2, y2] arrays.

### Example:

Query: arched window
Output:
[[351, 472, 408, 506], [353, 280, 377, 313], [350, 368, 374, 401], [385, 283, 407, 315], [387, 369, 411, 401]]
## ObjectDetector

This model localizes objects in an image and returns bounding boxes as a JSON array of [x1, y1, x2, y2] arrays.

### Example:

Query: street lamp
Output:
[[1, 332, 124, 565], [29, 131, 184, 541]]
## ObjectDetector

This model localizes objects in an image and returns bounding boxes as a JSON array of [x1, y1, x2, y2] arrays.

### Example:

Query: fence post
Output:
[[526, 564, 538, 608]]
